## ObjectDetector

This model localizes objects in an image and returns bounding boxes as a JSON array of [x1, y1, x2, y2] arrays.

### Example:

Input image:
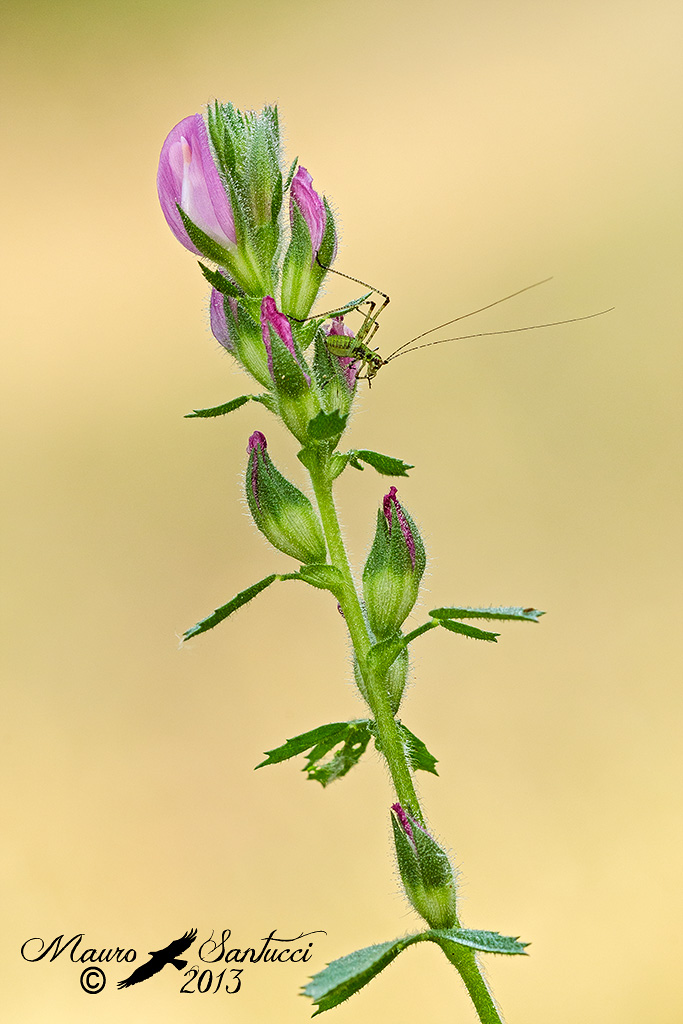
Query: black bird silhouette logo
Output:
[[117, 928, 197, 989]]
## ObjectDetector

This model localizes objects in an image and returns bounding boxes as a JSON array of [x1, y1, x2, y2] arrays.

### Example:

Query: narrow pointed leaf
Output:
[[428, 927, 529, 956], [430, 606, 545, 623], [185, 393, 275, 418], [197, 261, 243, 297], [182, 574, 278, 640], [438, 619, 499, 642], [185, 395, 252, 418], [351, 449, 414, 477], [302, 933, 424, 1014]]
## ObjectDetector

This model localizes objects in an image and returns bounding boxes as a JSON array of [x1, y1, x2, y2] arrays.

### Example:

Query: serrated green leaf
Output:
[[430, 606, 545, 623], [197, 261, 243, 297], [396, 722, 439, 775], [438, 619, 500, 642], [256, 722, 356, 767], [351, 449, 414, 477], [185, 395, 253, 418], [302, 933, 424, 1014], [308, 409, 348, 441], [182, 574, 278, 640], [256, 720, 372, 786], [306, 722, 372, 786], [428, 928, 529, 956]]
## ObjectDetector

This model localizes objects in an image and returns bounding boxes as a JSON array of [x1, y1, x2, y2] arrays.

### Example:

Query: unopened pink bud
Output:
[[290, 166, 326, 257], [383, 487, 416, 568], [260, 296, 311, 385], [209, 288, 237, 349]]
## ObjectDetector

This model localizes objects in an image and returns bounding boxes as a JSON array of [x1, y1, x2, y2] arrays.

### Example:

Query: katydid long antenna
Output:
[[310, 255, 612, 373], [384, 278, 553, 361], [382, 307, 614, 365]]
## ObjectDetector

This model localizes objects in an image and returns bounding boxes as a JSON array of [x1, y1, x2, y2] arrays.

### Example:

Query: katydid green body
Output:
[[324, 330, 385, 381], [322, 284, 390, 382]]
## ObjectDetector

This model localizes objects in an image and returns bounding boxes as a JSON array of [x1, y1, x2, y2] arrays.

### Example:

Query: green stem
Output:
[[307, 446, 505, 1024], [306, 448, 423, 820], [440, 945, 505, 1024]]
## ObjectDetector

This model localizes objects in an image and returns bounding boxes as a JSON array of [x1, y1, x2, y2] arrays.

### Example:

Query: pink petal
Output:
[[157, 113, 236, 254]]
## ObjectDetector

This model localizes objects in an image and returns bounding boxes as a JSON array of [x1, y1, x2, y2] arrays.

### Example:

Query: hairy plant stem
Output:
[[306, 447, 507, 1024], [306, 449, 423, 818]]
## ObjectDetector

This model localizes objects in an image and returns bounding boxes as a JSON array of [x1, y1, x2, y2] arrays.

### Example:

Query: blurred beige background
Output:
[[2, 0, 682, 1021]]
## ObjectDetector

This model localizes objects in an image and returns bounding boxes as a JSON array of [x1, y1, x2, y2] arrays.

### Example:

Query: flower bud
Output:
[[391, 804, 458, 929], [309, 318, 359, 423], [281, 166, 337, 319], [260, 298, 322, 442], [246, 432, 326, 563], [157, 113, 237, 256], [291, 166, 326, 252], [260, 296, 311, 388], [158, 104, 286, 296], [362, 487, 426, 639], [210, 287, 237, 350]]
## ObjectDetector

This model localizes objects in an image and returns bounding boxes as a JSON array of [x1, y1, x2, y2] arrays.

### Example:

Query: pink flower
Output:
[[157, 113, 236, 254], [290, 166, 326, 258]]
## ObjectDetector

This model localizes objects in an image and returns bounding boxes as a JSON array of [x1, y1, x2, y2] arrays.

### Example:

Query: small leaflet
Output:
[[429, 606, 545, 623], [438, 619, 500, 642], [182, 574, 278, 640], [256, 720, 372, 787], [351, 449, 414, 477]]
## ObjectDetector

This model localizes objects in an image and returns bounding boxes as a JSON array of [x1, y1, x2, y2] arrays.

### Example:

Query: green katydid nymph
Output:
[[313, 261, 611, 386]]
